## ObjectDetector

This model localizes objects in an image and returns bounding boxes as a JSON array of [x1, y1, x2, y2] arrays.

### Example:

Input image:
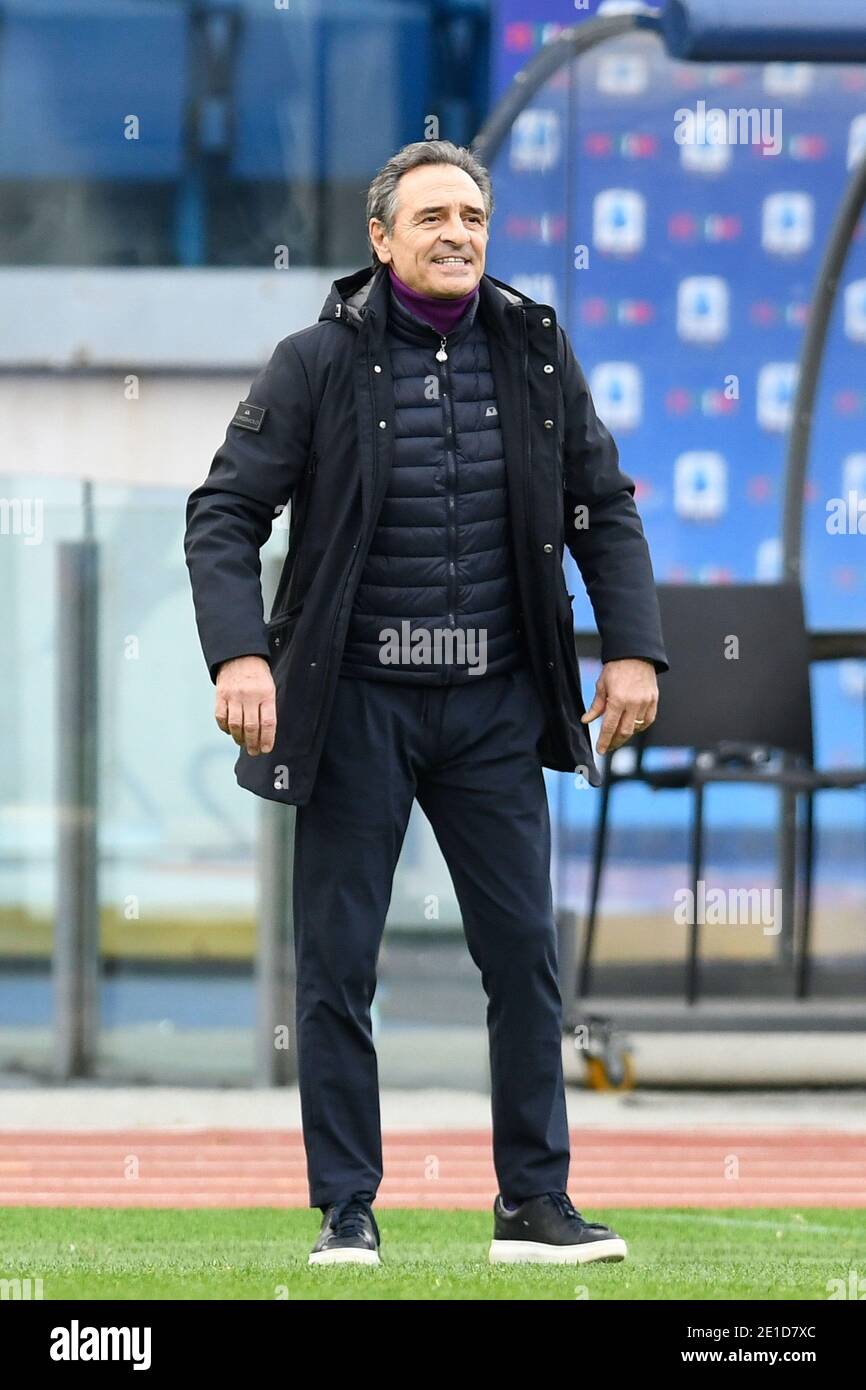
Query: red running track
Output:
[[0, 1129, 864, 1207]]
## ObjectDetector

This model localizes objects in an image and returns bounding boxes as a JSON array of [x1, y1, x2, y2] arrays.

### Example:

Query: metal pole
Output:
[[778, 153, 866, 975], [556, 907, 579, 1033], [255, 800, 297, 1085], [782, 166, 866, 571], [54, 536, 100, 1079], [255, 548, 297, 1085]]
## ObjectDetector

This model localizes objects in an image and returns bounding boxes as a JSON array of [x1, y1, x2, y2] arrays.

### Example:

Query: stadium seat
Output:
[[579, 582, 866, 1005]]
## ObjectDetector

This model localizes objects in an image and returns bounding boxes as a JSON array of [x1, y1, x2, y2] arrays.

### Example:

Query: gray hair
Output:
[[365, 140, 494, 266]]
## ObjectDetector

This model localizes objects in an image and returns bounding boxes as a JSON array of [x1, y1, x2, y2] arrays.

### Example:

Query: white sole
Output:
[[308, 1248, 381, 1266], [488, 1237, 627, 1265]]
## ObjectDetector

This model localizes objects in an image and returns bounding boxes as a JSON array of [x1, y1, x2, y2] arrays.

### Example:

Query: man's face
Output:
[[369, 163, 489, 298]]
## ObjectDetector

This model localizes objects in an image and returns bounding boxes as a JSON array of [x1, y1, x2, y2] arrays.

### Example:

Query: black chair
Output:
[[578, 583, 866, 1004]]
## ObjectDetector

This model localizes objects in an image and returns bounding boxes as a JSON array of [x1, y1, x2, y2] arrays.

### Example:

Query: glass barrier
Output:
[[0, 477, 489, 1084]]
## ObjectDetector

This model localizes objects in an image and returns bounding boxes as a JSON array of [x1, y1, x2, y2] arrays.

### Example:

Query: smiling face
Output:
[[369, 163, 489, 298]]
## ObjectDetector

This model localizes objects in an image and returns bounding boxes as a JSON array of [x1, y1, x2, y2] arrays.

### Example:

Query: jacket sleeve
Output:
[[184, 336, 313, 683], [557, 326, 669, 675]]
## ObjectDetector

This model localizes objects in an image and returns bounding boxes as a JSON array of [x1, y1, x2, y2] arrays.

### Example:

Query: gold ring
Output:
[[634, 719, 645, 726]]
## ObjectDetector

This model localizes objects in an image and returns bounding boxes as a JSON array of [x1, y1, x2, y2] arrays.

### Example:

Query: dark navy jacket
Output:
[[184, 261, 669, 805]]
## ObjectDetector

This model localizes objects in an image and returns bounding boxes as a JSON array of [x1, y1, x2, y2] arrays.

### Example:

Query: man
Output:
[[184, 140, 668, 1268]]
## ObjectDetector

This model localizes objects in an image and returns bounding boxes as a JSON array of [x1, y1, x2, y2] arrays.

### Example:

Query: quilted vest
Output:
[[338, 281, 526, 684]]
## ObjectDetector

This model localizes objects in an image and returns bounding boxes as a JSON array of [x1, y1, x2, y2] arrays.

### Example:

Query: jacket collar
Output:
[[386, 276, 480, 345], [319, 262, 533, 341]]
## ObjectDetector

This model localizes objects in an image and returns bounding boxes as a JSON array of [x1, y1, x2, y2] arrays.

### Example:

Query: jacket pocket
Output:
[[555, 583, 576, 629], [266, 597, 304, 656], [556, 588, 585, 710]]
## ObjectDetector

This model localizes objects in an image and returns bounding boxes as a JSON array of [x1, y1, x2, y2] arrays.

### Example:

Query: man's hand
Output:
[[580, 658, 658, 755], [215, 655, 277, 756]]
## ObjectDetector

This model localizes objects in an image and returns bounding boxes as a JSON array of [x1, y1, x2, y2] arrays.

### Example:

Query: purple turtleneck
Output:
[[388, 264, 478, 336]]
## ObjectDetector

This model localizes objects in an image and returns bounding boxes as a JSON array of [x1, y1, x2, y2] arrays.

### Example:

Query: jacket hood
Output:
[[318, 261, 531, 331], [318, 263, 385, 328]]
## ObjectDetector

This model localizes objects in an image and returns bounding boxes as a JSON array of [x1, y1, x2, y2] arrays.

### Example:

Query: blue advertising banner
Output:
[[491, 0, 602, 102], [485, 5, 866, 828]]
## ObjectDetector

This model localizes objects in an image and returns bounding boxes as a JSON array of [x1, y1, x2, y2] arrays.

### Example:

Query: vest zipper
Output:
[[439, 337, 458, 659]]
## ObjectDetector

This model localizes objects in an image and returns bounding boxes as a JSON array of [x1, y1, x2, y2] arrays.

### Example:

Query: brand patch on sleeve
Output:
[[232, 402, 267, 432]]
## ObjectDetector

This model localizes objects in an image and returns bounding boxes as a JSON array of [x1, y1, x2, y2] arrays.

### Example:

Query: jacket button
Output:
[[378, 420, 387, 429], [547, 660, 555, 668], [543, 543, 553, 553], [544, 419, 554, 429], [542, 317, 552, 326], [543, 364, 554, 374], [374, 364, 382, 373]]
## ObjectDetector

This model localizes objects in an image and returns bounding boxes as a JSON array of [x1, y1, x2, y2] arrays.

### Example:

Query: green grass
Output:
[[2, 1207, 864, 1300]]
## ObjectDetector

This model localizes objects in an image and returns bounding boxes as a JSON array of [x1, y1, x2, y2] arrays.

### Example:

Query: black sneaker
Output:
[[308, 1195, 381, 1266], [489, 1191, 628, 1265]]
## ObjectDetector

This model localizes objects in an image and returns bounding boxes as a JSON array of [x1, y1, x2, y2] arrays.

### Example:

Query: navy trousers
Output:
[[291, 664, 571, 1209]]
